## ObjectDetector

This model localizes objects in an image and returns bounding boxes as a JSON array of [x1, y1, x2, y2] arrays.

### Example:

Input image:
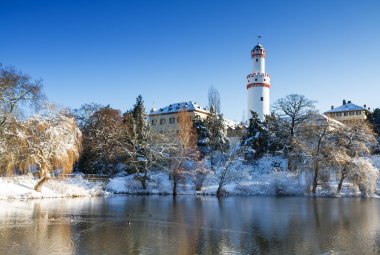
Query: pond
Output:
[[0, 196, 379, 254]]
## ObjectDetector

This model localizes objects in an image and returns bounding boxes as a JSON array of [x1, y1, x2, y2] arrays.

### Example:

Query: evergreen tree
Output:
[[192, 115, 210, 158], [241, 111, 269, 160], [206, 106, 229, 153], [193, 106, 229, 170]]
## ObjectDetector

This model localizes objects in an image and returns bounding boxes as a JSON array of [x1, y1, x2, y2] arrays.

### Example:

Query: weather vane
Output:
[[257, 35, 262, 43]]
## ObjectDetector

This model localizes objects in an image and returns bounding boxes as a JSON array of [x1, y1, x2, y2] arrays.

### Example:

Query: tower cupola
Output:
[[251, 43, 266, 58]]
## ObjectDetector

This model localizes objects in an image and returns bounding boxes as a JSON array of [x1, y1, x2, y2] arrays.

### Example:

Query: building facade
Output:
[[324, 100, 368, 123], [247, 43, 270, 121], [148, 101, 210, 132]]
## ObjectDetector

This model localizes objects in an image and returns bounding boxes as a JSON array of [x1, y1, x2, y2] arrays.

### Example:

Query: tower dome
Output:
[[251, 43, 266, 58]]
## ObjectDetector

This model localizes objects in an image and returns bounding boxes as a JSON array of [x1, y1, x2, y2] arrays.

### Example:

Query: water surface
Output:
[[0, 196, 379, 254]]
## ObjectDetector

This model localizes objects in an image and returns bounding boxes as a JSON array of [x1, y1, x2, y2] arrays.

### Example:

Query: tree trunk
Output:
[[140, 170, 148, 190], [34, 167, 49, 192], [172, 173, 178, 196], [312, 161, 320, 194], [337, 173, 345, 194], [216, 186, 222, 197], [34, 176, 49, 192]]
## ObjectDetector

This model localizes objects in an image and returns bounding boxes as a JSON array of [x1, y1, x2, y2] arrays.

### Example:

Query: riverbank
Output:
[[0, 174, 106, 200], [1, 155, 379, 200]]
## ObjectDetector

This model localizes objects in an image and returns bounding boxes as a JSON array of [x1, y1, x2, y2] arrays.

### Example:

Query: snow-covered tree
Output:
[[122, 95, 170, 190], [334, 121, 377, 194], [296, 114, 342, 193], [214, 140, 244, 197], [241, 111, 269, 160], [193, 106, 229, 171], [264, 112, 289, 156], [346, 158, 379, 197], [272, 94, 316, 170], [20, 110, 82, 191]]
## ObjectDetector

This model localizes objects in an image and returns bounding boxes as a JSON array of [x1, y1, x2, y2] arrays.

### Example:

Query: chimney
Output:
[[347, 100, 351, 104], [343, 99, 346, 105], [331, 106, 334, 109], [364, 104, 367, 108]]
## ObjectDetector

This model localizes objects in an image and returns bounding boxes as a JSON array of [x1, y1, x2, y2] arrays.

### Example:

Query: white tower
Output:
[[246, 41, 270, 120]]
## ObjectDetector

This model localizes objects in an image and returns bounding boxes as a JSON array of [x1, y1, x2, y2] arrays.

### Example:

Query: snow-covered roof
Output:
[[149, 101, 209, 115], [325, 102, 367, 113], [224, 119, 240, 129]]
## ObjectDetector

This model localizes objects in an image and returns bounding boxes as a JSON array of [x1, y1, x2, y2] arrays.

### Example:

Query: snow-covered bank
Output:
[[107, 171, 380, 197], [107, 155, 380, 197], [0, 175, 107, 200]]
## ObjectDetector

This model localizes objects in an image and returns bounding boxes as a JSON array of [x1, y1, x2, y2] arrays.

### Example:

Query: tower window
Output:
[[260, 97, 263, 101], [255, 79, 257, 81], [256, 58, 258, 62], [264, 79, 266, 81]]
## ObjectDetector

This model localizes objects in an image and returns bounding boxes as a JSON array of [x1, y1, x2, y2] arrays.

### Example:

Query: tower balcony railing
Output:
[[247, 73, 270, 79]]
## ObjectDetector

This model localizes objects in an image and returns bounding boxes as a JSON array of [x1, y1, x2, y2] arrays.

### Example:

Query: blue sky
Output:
[[1, 0, 379, 121]]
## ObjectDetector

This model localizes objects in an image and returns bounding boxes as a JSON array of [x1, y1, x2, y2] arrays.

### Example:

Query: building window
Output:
[[264, 79, 266, 81], [260, 97, 263, 101], [256, 58, 258, 62], [151, 119, 157, 126], [356, 111, 361, 115], [349, 111, 354, 116], [337, 112, 342, 117], [169, 117, 175, 124], [344, 112, 348, 116], [160, 118, 166, 125], [255, 79, 257, 81]]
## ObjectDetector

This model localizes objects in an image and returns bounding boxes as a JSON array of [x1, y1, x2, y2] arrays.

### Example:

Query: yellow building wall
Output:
[[148, 110, 209, 132], [326, 110, 367, 123]]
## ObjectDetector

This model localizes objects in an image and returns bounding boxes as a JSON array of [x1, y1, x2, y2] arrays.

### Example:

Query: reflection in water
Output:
[[0, 196, 379, 255]]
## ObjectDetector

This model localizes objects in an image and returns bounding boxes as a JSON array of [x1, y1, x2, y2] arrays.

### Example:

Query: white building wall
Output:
[[253, 57, 265, 73], [247, 86, 270, 120]]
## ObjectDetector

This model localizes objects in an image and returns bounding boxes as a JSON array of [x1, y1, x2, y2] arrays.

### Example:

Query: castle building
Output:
[[148, 101, 210, 132], [324, 100, 369, 124], [247, 42, 270, 120]]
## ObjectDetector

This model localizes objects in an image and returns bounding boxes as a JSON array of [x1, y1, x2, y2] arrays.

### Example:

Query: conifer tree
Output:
[[192, 115, 210, 158], [241, 111, 269, 160], [206, 106, 229, 153]]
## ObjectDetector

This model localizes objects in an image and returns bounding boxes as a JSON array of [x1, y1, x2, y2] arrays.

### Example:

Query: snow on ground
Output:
[[2, 155, 380, 200], [108, 155, 380, 197], [0, 174, 107, 200]]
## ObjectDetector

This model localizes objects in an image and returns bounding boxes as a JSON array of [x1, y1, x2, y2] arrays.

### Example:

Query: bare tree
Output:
[[215, 140, 244, 197], [208, 86, 221, 114], [0, 64, 45, 127], [272, 94, 316, 170], [168, 110, 198, 195]]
